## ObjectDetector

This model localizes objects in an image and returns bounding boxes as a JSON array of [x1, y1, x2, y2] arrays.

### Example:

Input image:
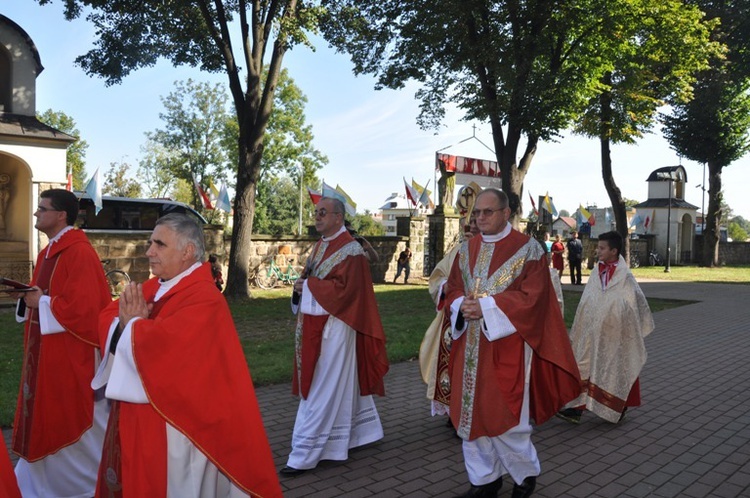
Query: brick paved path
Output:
[[6, 280, 750, 497]]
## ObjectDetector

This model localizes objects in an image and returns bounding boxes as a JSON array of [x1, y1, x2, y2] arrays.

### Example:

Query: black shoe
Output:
[[279, 466, 307, 477], [454, 476, 502, 497], [555, 408, 582, 424], [511, 476, 536, 498]]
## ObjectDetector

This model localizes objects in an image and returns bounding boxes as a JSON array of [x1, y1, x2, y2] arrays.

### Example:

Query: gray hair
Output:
[[155, 213, 205, 262]]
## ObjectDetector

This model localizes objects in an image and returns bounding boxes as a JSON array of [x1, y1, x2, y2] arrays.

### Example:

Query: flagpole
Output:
[[298, 163, 303, 236]]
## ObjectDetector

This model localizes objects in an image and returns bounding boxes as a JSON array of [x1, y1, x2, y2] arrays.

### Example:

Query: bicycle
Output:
[[629, 251, 641, 268], [254, 255, 304, 289], [648, 250, 664, 267], [101, 259, 131, 298]]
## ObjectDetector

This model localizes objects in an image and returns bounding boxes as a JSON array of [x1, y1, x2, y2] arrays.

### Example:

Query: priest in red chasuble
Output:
[[9, 189, 111, 498], [92, 213, 281, 498], [281, 197, 389, 477], [557, 230, 654, 425], [445, 189, 581, 498]]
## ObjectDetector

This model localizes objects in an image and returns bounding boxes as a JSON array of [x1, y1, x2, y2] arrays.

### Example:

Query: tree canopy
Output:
[[39, 0, 325, 297], [321, 0, 642, 222], [103, 161, 142, 198], [571, 0, 717, 260], [663, 0, 750, 266], [37, 109, 88, 189]]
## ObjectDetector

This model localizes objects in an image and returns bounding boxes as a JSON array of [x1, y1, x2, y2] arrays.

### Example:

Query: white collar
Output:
[[155, 261, 202, 301], [45, 225, 74, 257], [322, 225, 347, 242], [481, 223, 512, 243]]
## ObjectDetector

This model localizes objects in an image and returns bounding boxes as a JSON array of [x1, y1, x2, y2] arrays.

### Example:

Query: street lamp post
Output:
[[665, 177, 672, 273]]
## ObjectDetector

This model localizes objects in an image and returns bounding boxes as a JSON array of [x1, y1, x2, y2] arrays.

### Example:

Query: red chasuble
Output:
[[446, 230, 581, 440], [292, 230, 389, 399], [96, 263, 281, 498], [1, 446, 21, 498], [13, 229, 111, 461]]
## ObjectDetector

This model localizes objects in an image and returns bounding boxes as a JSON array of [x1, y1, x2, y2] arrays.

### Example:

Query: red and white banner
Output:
[[436, 153, 500, 177]]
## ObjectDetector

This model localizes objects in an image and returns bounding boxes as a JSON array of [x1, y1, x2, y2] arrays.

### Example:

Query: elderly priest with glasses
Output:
[[444, 188, 581, 498], [281, 197, 389, 477]]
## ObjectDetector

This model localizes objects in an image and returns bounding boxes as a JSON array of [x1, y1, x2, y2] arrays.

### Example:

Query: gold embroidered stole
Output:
[[455, 238, 537, 438]]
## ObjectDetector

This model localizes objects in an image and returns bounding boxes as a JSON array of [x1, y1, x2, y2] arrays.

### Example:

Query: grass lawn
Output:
[[630, 264, 750, 284], [0, 279, 695, 427]]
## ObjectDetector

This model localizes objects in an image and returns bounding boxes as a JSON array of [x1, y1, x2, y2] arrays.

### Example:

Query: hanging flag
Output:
[[528, 192, 538, 217], [209, 179, 220, 205], [575, 209, 588, 230], [644, 209, 655, 231], [604, 208, 612, 226], [65, 171, 73, 192], [335, 185, 357, 216], [84, 168, 103, 215], [322, 181, 356, 216], [543, 192, 558, 218], [412, 179, 433, 208], [404, 177, 419, 207], [579, 204, 593, 226], [214, 183, 232, 213], [629, 214, 643, 228], [307, 187, 322, 205], [192, 174, 213, 210]]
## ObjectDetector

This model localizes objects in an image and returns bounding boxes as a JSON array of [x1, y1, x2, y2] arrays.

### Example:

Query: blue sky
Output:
[[4, 2, 749, 219]]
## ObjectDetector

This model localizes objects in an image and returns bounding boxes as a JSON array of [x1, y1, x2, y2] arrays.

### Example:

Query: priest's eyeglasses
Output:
[[314, 208, 341, 218], [472, 207, 505, 218]]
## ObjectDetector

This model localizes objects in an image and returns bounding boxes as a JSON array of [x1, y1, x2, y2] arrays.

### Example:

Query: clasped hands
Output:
[[119, 282, 153, 326], [460, 295, 484, 321]]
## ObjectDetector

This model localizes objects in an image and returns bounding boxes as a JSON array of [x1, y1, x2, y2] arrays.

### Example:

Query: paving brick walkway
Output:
[[6, 280, 750, 497]]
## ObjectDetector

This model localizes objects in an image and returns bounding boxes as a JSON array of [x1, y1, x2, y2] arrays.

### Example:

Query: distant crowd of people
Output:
[[2, 188, 653, 498]]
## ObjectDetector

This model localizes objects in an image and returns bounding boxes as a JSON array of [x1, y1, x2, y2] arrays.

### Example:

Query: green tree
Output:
[[350, 211, 384, 237], [228, 69, 327, 234], [663, 0, 750, 266], [253, 176, 300, 235], [137, 139, 180, 199], [728, 221, 748, 242], [559, 209, 570, 218], [572, 0, 716, 262], [321, 1, 641, 224], [37, 109, 88, 188], [103, 161, 142, 197], [147, 79, 231, 215], [40, 0, 325, 298]]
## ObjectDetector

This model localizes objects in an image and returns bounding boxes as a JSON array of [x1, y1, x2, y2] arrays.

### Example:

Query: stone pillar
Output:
[[427, 212, 461, 274]]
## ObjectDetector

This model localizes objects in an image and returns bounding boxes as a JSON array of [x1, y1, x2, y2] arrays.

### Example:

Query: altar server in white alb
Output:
[[558, 230, 654, 425]]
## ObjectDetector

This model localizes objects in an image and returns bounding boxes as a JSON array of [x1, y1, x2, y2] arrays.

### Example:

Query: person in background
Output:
[[345, 220, 380, 262], [557, 231, 654, 425], [8, 188, 111, 498], [92, 213, 281, 497], [208, 253, 224, 291], [551, 234, 566, 279], [282, 198, 388, 476], [394, 246, 412, 283], [566, 230, 583, 285], [445, 189, 580, 498], [419, 214, 480, 417]]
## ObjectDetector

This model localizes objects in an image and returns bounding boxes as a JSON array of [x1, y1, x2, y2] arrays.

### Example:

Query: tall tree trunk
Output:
[[702, 161, 723, 267], [598, 83, 630, 261]]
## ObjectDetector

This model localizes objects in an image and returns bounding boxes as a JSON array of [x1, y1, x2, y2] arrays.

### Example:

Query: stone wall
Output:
[[83, 228, 414, 285], [693, 236, 750, 265]]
